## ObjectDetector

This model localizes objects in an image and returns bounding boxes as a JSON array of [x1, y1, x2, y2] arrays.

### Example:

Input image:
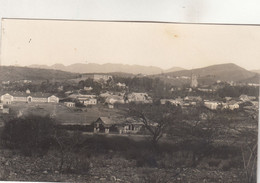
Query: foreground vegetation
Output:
[[0, 106, 257, 183]]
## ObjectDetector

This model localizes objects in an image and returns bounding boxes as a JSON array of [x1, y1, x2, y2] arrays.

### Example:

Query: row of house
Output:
[[160, 94, 258, 110], [203, 94, 258, 110], [204, 101, 239, 110], [160, 96, 202, 107], [102, 92, 152, 108], [0, 90, 59, 104]]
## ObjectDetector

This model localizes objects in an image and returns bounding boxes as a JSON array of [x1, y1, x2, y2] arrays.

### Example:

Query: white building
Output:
[[204, 101, 220, 110], [64, 102, 75, 107], [160, 98, 183, 106], [116, 82, 126, 88], [83, 98, 97, 106], [127, 93, 152, 103], [0, 91, 59, 104], [84, 86, 93, 91]]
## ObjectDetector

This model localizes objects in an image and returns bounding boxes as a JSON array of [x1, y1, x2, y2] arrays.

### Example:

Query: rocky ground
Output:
[[0, 148, 245, 183]]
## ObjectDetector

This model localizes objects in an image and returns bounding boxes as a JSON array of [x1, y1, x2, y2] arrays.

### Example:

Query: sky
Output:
[[0, 0, 260, 70], [1, 19, 260, 70]]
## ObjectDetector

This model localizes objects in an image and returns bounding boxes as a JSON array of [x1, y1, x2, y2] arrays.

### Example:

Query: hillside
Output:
[[240, 74, 260, 84], [164, 67, 186, 73], [164, 63, 257, 83], [29, 63, 184, 75], [0, 66, 79, 82], [251, 69, 260, 74]]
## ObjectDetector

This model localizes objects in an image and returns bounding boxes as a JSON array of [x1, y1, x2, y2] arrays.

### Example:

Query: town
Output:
[[0, 72, 258, 134], [0, 65, 258, 182]]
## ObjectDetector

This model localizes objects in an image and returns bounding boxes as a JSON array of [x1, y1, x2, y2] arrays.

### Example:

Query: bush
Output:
[[1, 115, 56, 156]]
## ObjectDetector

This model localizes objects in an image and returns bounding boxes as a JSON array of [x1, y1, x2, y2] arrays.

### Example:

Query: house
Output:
[[251, 101, 259, 109], [64, 102, 75, 107], [204, 101, 220, 110], [127, 92, 152, 103], [108, 103, 114, 109], [48, 95, 59, 103], [222, 100, 239, 110], [0, 103, 3, 110], [69, 93, 97, 106], [58, 86, 64, 91], [105, 95, 125, 104], [94, 117, 118, 133], [0, 91, 59, 104], [116, 82, 126, 88], [227, 101, 240, 110], [239, 95, 256, 102], [198, 88, 213, 92], [100, 92, 112, 98], [160, 97, 183, 106], [93, 117, 144, 134], [2, 108, 9, 114], [248, 83, 260, 87], [225, 97, 232, 101], [65, 91, 73, 95], [2, 81, 10, 85], [117, 118, 144, 134], [83, 98, 97, 106], [184, 96, 202, 102], [84, 86, 93, 91]]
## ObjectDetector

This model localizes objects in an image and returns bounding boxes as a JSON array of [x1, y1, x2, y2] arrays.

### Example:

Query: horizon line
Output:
[[0, 62, 254, 71]]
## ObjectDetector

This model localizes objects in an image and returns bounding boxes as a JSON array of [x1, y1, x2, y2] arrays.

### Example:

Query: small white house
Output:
[[83, 98, 97, 106], [116, 82, 126, 88], [204, 101, 220, 110], [64, 102, 75, 107], [84, 86, 93, 91]]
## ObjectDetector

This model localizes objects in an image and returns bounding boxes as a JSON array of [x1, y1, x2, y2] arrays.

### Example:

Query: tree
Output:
[[129, 102, 182, 146], [1, 115, 56, 156]]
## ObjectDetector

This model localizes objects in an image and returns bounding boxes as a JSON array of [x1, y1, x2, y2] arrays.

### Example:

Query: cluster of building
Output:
[[62, 90, 152, 109], [160, 94, 258, 111], [160, 96, 202, 107], [68, 93, 97, 106], [0, 89, 59, 105], [101, 92, 152, 108]]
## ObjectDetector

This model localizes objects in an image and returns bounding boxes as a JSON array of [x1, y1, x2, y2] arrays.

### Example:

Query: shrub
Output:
[[1, 115, 56, 156]]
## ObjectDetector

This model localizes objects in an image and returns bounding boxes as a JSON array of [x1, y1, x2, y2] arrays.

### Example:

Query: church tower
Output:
[[191, 74, 198, 88]]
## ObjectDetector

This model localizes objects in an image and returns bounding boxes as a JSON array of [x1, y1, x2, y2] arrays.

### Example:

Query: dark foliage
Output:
[[1, 115, 56, 156]]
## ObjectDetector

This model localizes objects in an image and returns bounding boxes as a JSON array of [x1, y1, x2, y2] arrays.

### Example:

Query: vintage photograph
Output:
[[0, 18, 259, 182]]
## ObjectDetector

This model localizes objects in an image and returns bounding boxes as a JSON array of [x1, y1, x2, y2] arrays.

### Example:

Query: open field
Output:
[[7, 102, 126, 125]]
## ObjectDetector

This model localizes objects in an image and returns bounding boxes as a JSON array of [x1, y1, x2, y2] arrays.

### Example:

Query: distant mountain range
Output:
[[1, 63, 259, 84], [29, 63, 185, 75], [158, 63, 259, 84], [0, 66, 78, 82]]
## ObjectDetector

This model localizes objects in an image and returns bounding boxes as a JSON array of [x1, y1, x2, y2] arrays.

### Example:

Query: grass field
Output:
[[8, 102, 127, 125]]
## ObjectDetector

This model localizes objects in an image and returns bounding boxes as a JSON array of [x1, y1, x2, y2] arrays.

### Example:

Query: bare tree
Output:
[[129, 102, 182, 146]]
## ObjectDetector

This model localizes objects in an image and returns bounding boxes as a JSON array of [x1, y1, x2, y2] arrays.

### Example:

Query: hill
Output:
[[164, 67, 186, 73], [251, 69, 260, 74], [240, 74, 260, 84], [29, 63, 184, 75], [0, 66, 79, 82], [163, 63, 256, 83]]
